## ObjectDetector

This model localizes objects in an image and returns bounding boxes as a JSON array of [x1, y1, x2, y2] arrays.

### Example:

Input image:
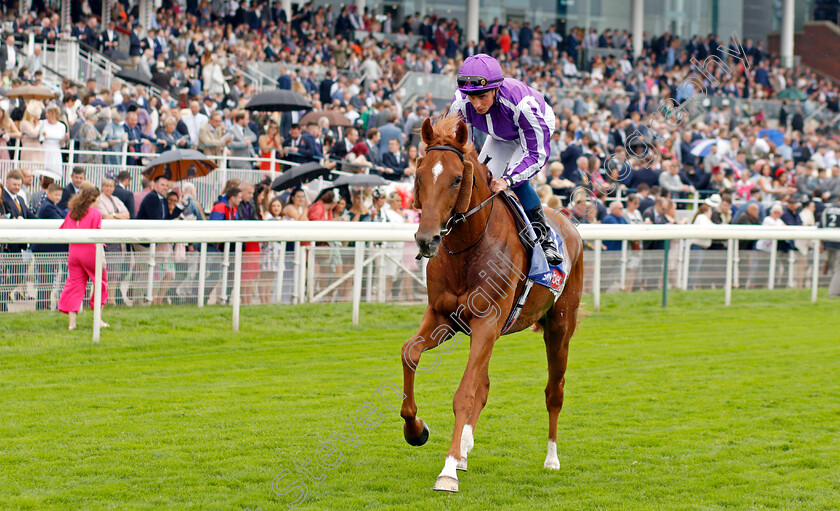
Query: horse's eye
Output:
[[453, 176, 462, 186]]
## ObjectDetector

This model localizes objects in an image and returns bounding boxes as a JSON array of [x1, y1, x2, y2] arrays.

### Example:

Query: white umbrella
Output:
[[32, 168, 62, 181], [690, 139, 731, 158]]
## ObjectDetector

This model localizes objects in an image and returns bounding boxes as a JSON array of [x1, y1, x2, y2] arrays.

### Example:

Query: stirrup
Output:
[[542, 242, 563, 265]]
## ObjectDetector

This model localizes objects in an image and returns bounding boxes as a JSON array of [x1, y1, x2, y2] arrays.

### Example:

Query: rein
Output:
[[424, 144, 499, 254]]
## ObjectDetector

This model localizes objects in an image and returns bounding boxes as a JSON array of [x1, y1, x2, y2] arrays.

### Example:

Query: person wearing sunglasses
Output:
[[449, 53, 562, 265]]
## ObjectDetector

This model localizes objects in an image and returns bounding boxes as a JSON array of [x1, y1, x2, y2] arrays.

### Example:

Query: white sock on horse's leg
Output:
[[544, 439, 560, 469], [438, 455, 459, 480], [457, 425, 474, 471]]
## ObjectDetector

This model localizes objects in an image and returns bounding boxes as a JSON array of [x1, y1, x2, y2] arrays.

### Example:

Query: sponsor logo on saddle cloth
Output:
[[529, 226, 568, 297]]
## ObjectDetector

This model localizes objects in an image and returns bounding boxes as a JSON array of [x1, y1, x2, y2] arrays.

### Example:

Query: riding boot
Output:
[[525, 206, 563, 265]]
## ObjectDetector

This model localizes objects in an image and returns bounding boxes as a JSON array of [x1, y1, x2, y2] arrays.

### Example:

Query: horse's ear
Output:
[[421, 118, 434, 145], [455, 160, 474, 213], [455, 120, 469, 147]]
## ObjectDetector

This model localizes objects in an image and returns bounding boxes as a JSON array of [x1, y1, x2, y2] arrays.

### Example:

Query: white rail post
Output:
[[619, 239, 628, 291], [352, 241, 365, 325], [787, 250, 795, 288], [768, 240, 778, 290], [232, 242, 242, 332], [365, 242, 374, 302], [146, 243, 156, 303], [270, 149, 277, 181], [92, 243, 104, 343], [307, 243, 316, 303], [676, 238, 684, 290], [682, 240, 691, 290], [733, 242, 740, 288], [274, 242, 287, 304], [377, 244, 386, 303], [811, 240, 820, 303], [724, 239, 734, 306], [293, 242, 301, 304], [197, 242, 207, 307], [220, 242, 230, 303], [593, 240, 601, 312]]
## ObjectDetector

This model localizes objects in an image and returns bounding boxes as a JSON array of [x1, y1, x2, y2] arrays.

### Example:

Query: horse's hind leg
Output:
[[543, 295, 579, 469]]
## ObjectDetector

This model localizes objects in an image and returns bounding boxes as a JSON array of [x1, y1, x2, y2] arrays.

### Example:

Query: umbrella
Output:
[[331, 174, 390, 188], [32, 168, 62, 181], [759, 129, 784, 146], [245, 89, 312, 112], [115, 68, 157, 89], [690, 138, 731, 158], [300, 109, 352, 127], [143, 149, 217, 182], [270, 162, 333, 191], [777, 87, 808, 101], [5, 85, 55, 100]]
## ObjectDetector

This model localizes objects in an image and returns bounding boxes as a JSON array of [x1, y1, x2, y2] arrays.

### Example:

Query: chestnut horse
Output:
[[401, 115, 584, 492]]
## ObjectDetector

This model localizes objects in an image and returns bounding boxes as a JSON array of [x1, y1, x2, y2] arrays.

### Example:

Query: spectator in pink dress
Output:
[[57, 185, 110, 331]]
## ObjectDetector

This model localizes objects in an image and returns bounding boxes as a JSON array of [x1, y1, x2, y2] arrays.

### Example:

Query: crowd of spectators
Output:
[[1, 1, 840, 310]]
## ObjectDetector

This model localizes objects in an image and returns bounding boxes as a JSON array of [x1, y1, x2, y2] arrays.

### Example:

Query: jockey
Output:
[[449, 54, 563, 265]]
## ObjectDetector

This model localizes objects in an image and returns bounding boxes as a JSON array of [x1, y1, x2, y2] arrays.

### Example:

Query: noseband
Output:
[[421, 144, 499, 256]]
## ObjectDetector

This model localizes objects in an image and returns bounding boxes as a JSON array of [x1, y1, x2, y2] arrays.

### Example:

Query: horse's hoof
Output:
[[404, 421, 430, 447], [544, 458, 561, 470], [433, 475, 459, 492], [456, 456, 467, 472]]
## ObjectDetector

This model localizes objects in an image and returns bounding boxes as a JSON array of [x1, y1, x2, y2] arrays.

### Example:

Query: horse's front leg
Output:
[[400, 307, 456, 446], [434, 320, 499, 493]]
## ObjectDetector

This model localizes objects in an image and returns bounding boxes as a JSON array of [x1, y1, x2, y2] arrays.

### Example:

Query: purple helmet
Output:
[[457, 54, 504, 94]]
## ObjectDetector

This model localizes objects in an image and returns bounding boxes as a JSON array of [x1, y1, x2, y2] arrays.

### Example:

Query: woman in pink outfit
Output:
[[57, 185, 109, 331]]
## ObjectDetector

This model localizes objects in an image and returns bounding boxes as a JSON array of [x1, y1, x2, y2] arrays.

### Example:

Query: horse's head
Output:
[[413, 116, 476, 258]]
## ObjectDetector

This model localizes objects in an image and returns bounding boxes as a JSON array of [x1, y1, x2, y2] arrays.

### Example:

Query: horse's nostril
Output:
[[430, 235, 441, 247]]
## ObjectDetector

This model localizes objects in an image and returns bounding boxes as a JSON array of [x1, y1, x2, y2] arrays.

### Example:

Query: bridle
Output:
[[422, 144, 499, 255]]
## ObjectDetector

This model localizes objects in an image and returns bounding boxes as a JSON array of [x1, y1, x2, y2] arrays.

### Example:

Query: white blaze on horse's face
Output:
[[432, 161, 444, 184]]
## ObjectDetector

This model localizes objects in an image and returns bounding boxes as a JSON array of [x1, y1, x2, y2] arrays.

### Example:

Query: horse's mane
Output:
[[428, 115, 476, 159], [427, 115, 488, 182]]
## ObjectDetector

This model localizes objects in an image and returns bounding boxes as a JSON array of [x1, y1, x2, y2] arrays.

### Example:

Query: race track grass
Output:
[[1, 289, 839, 510]]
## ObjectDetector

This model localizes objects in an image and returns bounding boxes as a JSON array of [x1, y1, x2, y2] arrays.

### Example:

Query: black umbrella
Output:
[[270, 162, 333, 191], [143, 149, 217, 182], [245, 89, 312, 112], [115, 68, 157, 89], [331, 174, 390, 188]]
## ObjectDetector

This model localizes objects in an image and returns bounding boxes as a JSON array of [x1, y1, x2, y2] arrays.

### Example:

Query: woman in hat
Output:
[[449, 54, 562, 264], [19, 101, 44, 164]]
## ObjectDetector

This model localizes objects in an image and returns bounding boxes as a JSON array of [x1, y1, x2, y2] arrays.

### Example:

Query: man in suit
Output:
[[0, 170, 34, 312], [137, 176, 183, 221], [101, 21, 119, 56], [123, 110, 156, 166], [364, 128, 383, 168], [381, 138, 409, 181], [229, 110, 258, 169], [283, 123, 315, 165], [377, 113, 403, 158], [327, 126, 358, 160], [59, 167, 87, 209], [113, 171, 136, 220], [302, 122, 325, 162], [198, 112, 231, 157], [129, 24, 144, 66], [560, 133, 583, 183], [0, 35, 16, 73]]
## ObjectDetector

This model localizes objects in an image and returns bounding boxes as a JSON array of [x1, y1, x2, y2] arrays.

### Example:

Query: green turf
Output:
[[1, 289, 839, 510]]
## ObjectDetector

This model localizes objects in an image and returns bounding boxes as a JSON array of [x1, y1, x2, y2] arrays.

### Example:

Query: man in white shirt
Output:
[[182, 100, 209, 146]]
